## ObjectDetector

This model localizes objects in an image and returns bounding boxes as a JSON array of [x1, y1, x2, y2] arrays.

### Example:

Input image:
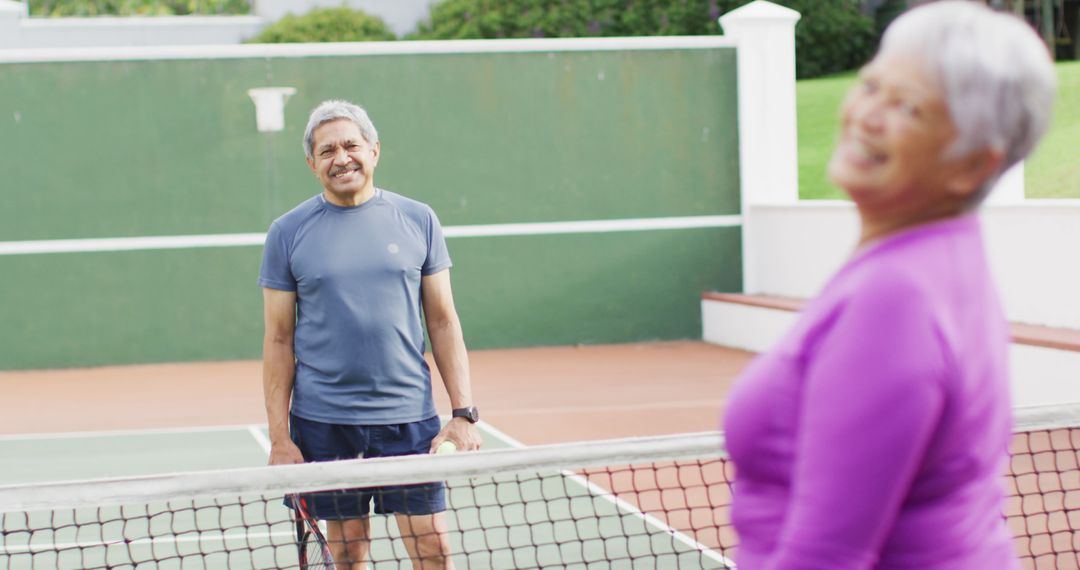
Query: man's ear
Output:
[[306, 156, 316, 175], [371, 141, 381, 165]]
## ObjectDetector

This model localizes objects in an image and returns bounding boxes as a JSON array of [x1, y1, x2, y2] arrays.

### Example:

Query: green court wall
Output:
[[0, 47, 741, 370]]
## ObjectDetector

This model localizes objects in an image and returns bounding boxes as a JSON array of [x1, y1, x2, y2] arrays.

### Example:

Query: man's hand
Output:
[[269, 440, 306, 465], [430, 417, 483, 453]]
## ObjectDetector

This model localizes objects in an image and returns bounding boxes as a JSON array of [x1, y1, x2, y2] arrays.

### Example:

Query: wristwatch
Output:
[[452, 406, 480, 423]]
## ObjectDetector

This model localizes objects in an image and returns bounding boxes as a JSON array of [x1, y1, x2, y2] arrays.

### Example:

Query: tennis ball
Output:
[[435, 441, 458, 455]]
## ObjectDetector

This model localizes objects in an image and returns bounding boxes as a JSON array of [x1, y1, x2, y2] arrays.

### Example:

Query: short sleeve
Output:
[[258, 221, 297, 291], [421, 207, 453, 276]]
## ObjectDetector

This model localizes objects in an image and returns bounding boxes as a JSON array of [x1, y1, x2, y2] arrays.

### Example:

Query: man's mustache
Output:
[[330, 163, 362, 177]]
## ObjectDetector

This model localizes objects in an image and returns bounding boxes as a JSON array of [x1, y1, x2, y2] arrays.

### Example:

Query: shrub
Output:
[[249, 7, 396, 43], [29, 0, 250, 16], [411, 0, 722, 40], [412, 0, 876, 79], [716, 0, 877, 78]]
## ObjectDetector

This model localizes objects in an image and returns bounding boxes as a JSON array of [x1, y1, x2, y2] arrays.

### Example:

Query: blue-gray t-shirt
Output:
[[258, 189, 452, 424]]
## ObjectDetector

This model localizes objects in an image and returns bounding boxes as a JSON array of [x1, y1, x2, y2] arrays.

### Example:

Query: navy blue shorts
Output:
[[287, 414, 446, 519]]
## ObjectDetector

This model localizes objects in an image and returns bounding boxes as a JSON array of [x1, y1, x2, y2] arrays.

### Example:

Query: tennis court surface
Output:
[[0, 343, 1078, 568], [0, 424, 735, 569]]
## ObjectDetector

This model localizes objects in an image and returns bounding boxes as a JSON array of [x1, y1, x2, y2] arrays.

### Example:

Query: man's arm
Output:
[[262, 287, 305, 465], [421, 269, 482, 452]]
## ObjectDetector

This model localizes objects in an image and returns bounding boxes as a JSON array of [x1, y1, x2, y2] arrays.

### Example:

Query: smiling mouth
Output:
[[330, 165, 362, 179], [845, 137, 887, 165]]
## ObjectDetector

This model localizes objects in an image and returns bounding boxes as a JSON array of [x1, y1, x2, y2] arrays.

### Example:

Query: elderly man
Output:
[[260, 99, 482, 569]]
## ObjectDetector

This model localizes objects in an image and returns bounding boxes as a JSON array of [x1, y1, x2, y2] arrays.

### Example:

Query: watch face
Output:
[[455, 407, 479, 422]]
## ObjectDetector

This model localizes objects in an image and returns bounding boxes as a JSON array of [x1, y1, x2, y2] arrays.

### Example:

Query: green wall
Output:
[[0, 47, 741, 370]]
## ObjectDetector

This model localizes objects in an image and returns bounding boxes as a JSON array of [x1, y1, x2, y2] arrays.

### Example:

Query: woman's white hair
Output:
[[302, 100, 379, 160], [880, 0, 1056, 202]]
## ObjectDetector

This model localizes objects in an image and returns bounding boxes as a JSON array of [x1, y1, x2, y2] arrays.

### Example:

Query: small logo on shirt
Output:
[[387, 243, 400, 254]]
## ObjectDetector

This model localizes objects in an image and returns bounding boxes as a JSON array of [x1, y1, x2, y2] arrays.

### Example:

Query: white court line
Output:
[[0, 424, 257, 442], [0, 215, 742, 256], [489, 399, 727, 417], [247, 425, 272, 455], [476, 421, 736, 569], [0, 529, 294, 555]]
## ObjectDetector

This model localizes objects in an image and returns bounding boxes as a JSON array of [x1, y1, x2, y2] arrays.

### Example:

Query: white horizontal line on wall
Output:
[[0, 233, 267, 256], [444, 215, 741, 238], [0, 215, 742, 256], [0, 36, 737, 64]]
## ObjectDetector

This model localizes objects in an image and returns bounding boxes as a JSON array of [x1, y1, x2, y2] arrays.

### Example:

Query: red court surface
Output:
[[0, 341, 752, 440]]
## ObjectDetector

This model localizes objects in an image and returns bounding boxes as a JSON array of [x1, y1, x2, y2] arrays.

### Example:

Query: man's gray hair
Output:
[[880, 0, 1056, 203], [302, 100, 379, 160]]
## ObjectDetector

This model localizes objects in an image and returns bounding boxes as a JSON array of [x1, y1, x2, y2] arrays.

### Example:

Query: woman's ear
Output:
[[946, 147, 1005, 199]]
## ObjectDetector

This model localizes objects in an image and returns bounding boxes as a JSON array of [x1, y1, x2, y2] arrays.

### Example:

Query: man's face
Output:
[[307, 119, 380, 202]]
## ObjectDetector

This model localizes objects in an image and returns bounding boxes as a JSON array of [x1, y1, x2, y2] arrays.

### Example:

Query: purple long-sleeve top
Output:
[[723, 214, 1019, 569]]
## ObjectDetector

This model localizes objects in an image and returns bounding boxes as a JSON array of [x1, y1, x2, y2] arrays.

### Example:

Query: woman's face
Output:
[[828, 51, 978, 219]]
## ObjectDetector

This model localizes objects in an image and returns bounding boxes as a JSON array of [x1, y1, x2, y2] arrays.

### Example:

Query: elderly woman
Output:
[[723, 2, 1056, 569]]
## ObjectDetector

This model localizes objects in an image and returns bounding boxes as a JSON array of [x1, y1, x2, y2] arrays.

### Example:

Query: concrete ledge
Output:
[[703, 292, 1080, 353], [702, 293, 1080, 407], [702, 292, 803, 313], [701, 297, 796, 353]]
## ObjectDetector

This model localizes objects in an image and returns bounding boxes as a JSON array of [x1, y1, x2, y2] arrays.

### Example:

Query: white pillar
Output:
[[720, 1, 801, 206], [987, 161, 1026, 204], [0, 0, 27, 50], [720, 1, 801, 293]]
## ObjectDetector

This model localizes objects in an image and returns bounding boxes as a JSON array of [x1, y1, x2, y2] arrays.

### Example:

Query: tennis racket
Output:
[[290, 494, 336, 569]]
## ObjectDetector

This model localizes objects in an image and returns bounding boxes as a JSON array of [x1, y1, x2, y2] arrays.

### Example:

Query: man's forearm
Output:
[[428, 316, 473, 408], [262, 337, 296, 444]]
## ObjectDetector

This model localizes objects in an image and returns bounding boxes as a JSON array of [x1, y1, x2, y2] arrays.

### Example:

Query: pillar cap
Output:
[[720, 0, 801, 26]]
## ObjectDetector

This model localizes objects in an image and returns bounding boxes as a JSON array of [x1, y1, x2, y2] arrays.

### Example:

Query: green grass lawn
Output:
[[797, 61, 1080, 200], [797, 72, 856, 201], [1026, 61, 1080, 199]]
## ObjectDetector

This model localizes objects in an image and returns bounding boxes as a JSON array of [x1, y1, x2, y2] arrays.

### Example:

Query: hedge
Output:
[[248, 7, 396, 43], [412, 0, 877, 78], [28, 0, 250, 16]]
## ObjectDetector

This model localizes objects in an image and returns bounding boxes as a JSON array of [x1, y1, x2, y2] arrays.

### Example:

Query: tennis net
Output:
[[0, 431, 735, 569], [0, 403, 1077, 569], [1008, 404, 1080, 570]]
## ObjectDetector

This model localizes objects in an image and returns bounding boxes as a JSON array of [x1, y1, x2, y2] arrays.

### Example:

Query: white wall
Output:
[[2, 15, 264, 49], [982, 201, 1080, 332], [0, 0, 27, 47], [1010, 344, 1080, 407], [746, 201, 1080, 331], [745, 201, 859, 299]]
